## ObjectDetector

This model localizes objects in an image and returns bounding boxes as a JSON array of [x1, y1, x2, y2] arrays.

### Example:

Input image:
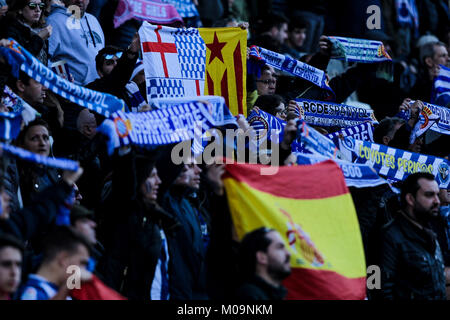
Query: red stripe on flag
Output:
[[233, 41, 244, 115], [195, 79, 200, 96], [283, 268, 366, 300], [142, 25, 177, 78], [207, 71, 214, 95], [224, 161, 348, 199], [221, 69, 230, 109]]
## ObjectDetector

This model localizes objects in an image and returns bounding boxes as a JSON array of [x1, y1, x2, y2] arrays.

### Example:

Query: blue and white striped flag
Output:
[[0, 112, 22, 140], [338, 137, 450, 188], [432, 64, 450, 107], [326, 122, 374, 144]]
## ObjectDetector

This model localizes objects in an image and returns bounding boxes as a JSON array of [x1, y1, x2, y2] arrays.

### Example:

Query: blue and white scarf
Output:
[[0, 40, 125, 118], [432, 64, 450, 107], [296, 120, 345, 160], [326, 122, 374, 146], [1, 86, 38, 125], [295, 99, 378, 128], [0, 112, 22, 140], [0, 142, 79, 172], [98, 96, 237, 154], [296, 153, 389, 189], [338, 137, 450, 188], [329, 36, 392, 63], [400, 101, 449, 137], [248, 46, 335, 98]]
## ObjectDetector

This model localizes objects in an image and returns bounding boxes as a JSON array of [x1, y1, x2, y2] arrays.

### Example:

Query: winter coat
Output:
[[379, 211, 447, 300]]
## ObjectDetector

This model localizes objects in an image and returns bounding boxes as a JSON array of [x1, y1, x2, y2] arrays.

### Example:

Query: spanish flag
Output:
[[199, 27, 247, 116], [223, 160, 366, 300]]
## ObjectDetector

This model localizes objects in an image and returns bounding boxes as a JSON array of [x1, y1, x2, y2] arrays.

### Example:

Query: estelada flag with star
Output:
[[139, 22, 246, 115], [198, 27, 247, 116], [223, 160, 367, 300]]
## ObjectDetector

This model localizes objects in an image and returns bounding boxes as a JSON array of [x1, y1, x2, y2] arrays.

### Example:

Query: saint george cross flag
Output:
[[139, 22, 247, 116], [139, 22, 206, 102]]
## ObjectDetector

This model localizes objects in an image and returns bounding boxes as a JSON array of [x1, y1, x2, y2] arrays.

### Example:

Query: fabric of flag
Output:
[[113, 0, 183, 29], [70, 274, 126, 300], [432, 64, 450, 107], [395, 0, 419, 36], [160, 0, 199, 18], [139, 22, 206, 101], [199, 27, 247, 116], [223, 161, 366, 299]]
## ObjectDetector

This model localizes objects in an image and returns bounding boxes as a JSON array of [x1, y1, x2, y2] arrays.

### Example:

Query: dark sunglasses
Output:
[[27, 2, 46, 10], [103, 51, 123, 60]]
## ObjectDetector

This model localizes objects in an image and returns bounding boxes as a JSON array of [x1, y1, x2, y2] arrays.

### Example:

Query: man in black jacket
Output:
[[235, 227, 291, 300], [379, 172, 447, 300]]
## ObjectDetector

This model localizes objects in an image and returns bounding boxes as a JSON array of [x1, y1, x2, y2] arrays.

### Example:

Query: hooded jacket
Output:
[[47, 4, 105, 85]]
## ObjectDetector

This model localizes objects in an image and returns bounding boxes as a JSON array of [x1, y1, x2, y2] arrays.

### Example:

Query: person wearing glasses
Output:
[[255, 65, 277, 96], [86, 33, 141, 114], [0, 0, 51, 65]]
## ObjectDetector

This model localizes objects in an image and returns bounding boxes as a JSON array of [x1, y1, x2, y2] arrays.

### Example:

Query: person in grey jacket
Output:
[[47, 0, 105, 85]]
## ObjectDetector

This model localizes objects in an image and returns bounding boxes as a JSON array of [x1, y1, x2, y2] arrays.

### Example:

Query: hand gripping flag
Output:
[[223, 161, 367, 299], [139, 23, 247, 116]]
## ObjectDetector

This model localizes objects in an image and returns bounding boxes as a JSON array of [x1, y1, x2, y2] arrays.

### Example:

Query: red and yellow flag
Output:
[[223, 160, 366, 300], [199, 27, 247, 116]]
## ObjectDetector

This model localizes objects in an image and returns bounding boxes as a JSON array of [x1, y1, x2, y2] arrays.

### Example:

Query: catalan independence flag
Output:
[[223, 161, 366, 300], [199, 28, 247, 116]]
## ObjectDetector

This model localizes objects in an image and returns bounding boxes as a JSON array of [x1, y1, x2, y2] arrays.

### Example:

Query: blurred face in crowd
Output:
[[433, 44, 449, 67], [64, 0, 89, 17], [21, 0, 44, 26], [174, 156, 202, 190], [0, 188, 11, 220], [289, 28, 306, 48], [74, 218, 97, 245], [77, 109, 97, 140], [21, 124, 50, 156], [256, 67, 277, 95], [407, 178, 440, 219], [17, 78, 46, 106], [99, 52, 123, 77], [259, 231, 291, 281], [0, 246, 22, 299], [57, 244, 89, 285], [273, 23, 288, 45], [409, 136, 424, 153], [274, 102, 286, 120], [140, 167, 162, 203], [382, 121, 404, 146]]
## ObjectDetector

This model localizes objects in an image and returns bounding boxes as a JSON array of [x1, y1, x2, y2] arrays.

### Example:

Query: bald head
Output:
[[77, 109, 97, 140]]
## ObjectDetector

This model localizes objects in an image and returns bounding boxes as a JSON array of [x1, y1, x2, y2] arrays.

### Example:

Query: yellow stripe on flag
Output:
[[199, 27, 247, 116]]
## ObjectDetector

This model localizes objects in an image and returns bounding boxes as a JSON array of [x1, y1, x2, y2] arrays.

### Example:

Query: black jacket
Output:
[[99, 150, 179, 300], [235, 275, 287, 300], [379, 211, 447, 300]]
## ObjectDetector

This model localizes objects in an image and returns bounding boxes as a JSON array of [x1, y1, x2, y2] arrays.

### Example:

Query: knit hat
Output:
[[130, 60, 144, 82]]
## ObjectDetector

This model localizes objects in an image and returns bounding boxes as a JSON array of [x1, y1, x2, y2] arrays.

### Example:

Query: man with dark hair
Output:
[[373, 117, 407, 147], [235, 227, 291, 300], [0, 233, 24, 300], [281, 19, 308, 59], [252, 13, 289, 52], [411, 41, 449, 102], [379, 172, 447, 299], [16, 226, 91, 300]]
